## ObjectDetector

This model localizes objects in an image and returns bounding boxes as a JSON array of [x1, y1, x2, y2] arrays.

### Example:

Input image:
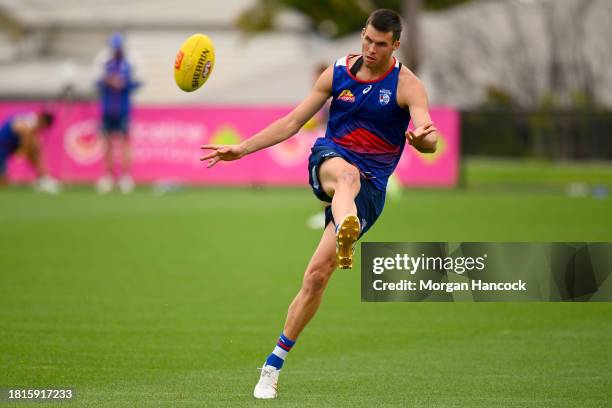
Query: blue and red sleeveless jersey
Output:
[[312, 55, 410, 191], [0, 114, 31, 157]]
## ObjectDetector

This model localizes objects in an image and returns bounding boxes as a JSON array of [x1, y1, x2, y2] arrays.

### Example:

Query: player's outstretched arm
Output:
[[200, 65, 333, 168], [398, 69, 439, 154]]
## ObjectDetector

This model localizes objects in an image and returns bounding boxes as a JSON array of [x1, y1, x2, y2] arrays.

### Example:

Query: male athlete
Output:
[[0, 111, 60, 193], [94, 33, 141, 194], [200, 9, 438, 399]]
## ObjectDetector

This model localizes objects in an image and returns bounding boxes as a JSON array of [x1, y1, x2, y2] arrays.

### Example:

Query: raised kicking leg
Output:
[[319, 157, 361, 269], [318, 157, 360, 225]]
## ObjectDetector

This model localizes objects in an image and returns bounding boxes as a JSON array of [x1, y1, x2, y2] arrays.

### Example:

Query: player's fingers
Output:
[[411, 130, 426, 140], [207, 157, 220, 168], [200, 144, 219, 150], [419, 123, 434, 132], [424, 126, 438, 135], [419, 122, 434, 131], [199, 151, 218, 161]]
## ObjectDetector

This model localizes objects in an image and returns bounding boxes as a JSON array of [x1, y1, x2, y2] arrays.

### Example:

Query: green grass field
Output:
[[464, 158, 612, 189], [1, 183, 612, 407]]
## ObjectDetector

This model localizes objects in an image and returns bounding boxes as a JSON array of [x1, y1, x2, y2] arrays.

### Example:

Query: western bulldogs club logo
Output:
[[379, 89, 392, 106]]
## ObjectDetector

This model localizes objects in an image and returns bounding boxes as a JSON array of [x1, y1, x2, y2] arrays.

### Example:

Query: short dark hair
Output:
[[365, 9, 402, 42], [39, 111, 54, 127]]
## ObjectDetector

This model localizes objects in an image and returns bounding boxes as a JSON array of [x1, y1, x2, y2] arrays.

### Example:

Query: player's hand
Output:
[[199, 144, 247, 168], [106, 75, 125, 90], [406, 121, 437, 146]]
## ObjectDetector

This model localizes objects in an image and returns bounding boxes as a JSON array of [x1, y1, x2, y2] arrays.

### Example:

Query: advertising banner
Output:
[[1, 102, 459, 186]]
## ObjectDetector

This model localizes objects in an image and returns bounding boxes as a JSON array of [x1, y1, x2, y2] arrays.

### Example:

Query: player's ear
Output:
[[361, 27, 365, 38], [393, 40, 401, 51]]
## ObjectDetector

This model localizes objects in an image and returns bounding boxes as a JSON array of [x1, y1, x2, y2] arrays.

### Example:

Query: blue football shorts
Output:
[[307, 146, 385, 238], [101, 115, 129, 136]]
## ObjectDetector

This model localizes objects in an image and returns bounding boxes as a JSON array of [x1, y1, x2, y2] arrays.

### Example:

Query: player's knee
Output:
[[338, 168, 360, 189], [302, 258, 336, 296]]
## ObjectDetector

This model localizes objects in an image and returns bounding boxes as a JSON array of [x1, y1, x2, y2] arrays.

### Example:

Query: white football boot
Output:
[[336, 214, 360, 269], [35, 175, 61, 194], [96, 175, 113, 194], [118, 175, 134, 194], [253, 365, 280, 399]]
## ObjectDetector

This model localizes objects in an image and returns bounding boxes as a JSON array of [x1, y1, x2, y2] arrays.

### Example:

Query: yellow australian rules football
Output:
[[174, 34, 215, 92]]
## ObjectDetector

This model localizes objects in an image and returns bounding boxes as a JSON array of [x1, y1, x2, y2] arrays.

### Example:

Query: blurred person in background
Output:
[[94, 33, 142, 194], [0, 111, 60, 194], [201, 9, 438, 399]]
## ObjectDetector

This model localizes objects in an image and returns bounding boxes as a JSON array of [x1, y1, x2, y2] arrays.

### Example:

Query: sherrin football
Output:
[[174, 34, 215, 92]]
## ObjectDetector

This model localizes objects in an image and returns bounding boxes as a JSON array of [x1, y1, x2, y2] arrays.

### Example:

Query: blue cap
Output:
[[109, 33, 123, 50]]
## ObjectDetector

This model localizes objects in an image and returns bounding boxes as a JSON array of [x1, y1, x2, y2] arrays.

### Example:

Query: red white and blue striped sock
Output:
[[264, 333, 295, 369]]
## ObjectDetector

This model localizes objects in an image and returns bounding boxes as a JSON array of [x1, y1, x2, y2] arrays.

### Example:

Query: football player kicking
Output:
[[200, 9, 438, 399]]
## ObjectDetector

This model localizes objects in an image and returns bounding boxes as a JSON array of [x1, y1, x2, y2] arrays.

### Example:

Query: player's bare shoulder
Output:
[[314, 63, 334, 94], [396, 65, 427, 110]]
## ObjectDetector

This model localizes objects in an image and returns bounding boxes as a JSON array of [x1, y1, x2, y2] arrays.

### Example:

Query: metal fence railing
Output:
[[461, 110, 612, 160]]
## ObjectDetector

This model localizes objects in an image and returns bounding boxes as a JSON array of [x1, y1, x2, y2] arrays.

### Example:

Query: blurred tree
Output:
[[237, 0, 472, 36], [0, 8, 25, 40], [236, 0, 472, 72], [401, 0, 422, 72], [541, 0, 596, 108]]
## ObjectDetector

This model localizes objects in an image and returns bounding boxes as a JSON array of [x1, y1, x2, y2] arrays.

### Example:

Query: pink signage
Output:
[[1, 102, 459, 187]]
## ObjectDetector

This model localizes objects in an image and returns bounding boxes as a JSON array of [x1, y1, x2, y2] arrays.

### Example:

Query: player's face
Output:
[[361, 25, 400, 69]]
